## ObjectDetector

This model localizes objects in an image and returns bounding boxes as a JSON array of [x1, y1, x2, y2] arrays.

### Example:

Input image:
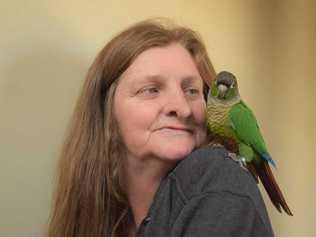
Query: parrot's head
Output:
[[208, 71, 240, 103]]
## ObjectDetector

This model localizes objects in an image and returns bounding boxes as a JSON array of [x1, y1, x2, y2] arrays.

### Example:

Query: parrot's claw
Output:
[[238, 156, 248, 171], [227, 152, 238, 162], [209, 143, 225, 148], [226, 153, 248, 172]]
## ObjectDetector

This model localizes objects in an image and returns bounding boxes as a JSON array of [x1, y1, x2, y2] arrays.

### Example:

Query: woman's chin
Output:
[[159, 142, 195, 161]]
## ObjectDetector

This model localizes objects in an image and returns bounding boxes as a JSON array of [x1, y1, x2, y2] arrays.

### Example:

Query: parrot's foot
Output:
[[209, 143, 225, 148], [227, 152, 238, 162], [238, 156, 248, 172], [226, 153, 248, 172]]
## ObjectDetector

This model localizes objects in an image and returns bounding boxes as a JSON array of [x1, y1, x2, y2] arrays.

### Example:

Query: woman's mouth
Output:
[[157, 126, 194, 134]]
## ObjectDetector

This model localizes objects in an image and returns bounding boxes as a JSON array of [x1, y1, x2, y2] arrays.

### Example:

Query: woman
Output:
[[48, 19, 274, 237]]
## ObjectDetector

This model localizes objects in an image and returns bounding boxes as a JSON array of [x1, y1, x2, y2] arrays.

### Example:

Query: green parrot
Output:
[[206, 71, 293, 216]]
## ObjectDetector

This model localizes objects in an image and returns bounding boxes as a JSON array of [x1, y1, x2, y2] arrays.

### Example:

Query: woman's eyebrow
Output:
[[129, 75, 166, 86], [129, 74, 201, 87], [125, 75, 165, 92], [143, 74, 166, 82], [181, 75, 202, 86]]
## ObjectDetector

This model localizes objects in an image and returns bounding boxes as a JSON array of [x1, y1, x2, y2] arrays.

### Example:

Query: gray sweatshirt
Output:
[[136, 146, 275, 237]]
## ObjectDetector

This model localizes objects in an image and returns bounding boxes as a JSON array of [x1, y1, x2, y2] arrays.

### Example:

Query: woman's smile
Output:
[[154, 126, 194, 135]]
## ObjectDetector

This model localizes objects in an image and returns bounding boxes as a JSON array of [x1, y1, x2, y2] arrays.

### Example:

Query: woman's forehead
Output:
[[119, 44, 201, 83]]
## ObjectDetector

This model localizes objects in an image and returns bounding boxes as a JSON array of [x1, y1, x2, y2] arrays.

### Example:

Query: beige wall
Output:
[[1, 1, 315, 236], [269, 1, 316, 236]]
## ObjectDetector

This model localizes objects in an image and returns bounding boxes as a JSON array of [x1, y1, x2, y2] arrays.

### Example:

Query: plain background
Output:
[[1, 0, 315, 236]]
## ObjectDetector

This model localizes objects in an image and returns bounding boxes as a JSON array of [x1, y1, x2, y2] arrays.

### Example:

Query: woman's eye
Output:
[[147, 87, 159, 93], [185, 88, 200, 96], [138, 86, 160, 95]]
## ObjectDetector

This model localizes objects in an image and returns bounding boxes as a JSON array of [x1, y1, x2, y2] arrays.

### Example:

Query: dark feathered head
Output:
[[209, 71, 239, 101]]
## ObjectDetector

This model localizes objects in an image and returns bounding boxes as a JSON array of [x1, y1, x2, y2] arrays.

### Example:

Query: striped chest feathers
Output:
[[206, 100, 236, 138]]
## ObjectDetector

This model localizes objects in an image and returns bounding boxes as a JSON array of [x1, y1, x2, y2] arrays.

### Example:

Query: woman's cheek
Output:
[[194, 100, 207, 124], [194, 100, 207, 145]]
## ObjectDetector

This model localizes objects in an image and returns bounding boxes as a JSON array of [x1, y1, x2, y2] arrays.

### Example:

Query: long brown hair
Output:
[[47, 18, 216, 237]]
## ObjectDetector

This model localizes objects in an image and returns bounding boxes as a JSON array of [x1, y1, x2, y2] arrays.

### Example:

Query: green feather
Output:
[[228, 100, 269, 160]]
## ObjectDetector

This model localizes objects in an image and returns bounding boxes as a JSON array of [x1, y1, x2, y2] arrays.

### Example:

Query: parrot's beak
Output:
[[218, 84, 228, 99]]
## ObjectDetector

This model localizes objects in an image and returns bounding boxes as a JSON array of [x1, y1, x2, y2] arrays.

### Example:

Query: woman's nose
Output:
[[164, 90, 192, 118]]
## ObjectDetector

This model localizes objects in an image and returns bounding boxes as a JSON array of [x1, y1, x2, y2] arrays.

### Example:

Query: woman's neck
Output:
[[124, 156, 175, 228]]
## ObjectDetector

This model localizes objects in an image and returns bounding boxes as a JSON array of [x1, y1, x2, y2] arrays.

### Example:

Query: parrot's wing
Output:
[[229, 101, 268, 157], [229, 102, 292, 215]]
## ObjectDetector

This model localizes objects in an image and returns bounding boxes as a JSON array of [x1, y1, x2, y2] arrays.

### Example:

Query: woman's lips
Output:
[[157, 126, 194, 134]]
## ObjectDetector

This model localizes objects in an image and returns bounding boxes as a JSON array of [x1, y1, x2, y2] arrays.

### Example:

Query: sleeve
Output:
[[171, 192, 275, 237]]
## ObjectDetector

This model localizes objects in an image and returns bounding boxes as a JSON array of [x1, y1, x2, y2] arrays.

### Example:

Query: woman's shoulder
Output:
[[170, 145, 262, 203]]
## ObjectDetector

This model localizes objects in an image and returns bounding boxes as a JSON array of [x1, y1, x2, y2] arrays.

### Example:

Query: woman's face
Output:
[[113, 43, 207, 163]]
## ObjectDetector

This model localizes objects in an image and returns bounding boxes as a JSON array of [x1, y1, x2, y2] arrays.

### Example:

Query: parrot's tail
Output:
[[251, 160, 293, 216]]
